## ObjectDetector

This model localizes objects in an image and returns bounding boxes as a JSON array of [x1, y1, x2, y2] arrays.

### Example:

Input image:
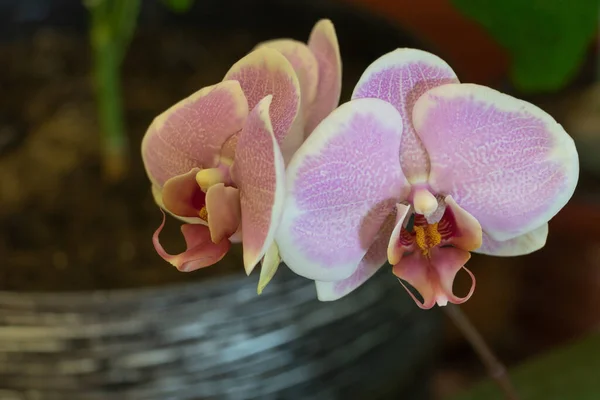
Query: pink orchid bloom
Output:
[[141, 20, 341, 288], [276, 49, 579, 308]]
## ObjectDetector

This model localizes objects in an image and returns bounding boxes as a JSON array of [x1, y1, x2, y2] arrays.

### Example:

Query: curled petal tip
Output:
[[393, 247, 475, 309], [152, 211, 230, 272]]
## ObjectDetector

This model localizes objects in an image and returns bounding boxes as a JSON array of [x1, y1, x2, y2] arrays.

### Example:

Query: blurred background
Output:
[[0, 0, 598, 399]]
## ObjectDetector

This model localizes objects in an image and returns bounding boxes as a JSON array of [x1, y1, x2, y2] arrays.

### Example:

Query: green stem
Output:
[[444, 304, 520, 400], [93, 28, 127, 180], [87, 0, 140, 181]]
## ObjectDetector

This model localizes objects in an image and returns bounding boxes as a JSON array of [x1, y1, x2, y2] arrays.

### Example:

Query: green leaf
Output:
[[451, 332, 600, 400], [451, 0, 599, 93], [162, 0, 195, 13]]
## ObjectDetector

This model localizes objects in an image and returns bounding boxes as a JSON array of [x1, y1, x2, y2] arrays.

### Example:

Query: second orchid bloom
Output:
[[277, 49, 579, 308]]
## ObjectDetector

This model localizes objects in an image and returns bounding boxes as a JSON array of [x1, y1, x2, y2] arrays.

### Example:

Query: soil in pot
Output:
[[0, 1, 422, 292]]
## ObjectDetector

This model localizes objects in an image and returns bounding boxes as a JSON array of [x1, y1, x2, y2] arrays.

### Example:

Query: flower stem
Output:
[[92, 33, 127, 181], [87, 0, 141, 182], [443, 304, 520, 400]]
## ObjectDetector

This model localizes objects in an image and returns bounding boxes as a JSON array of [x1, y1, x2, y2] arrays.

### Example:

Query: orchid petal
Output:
[[352, 49, 459, 183], [443, 196, 482, 252], [232, 95, 286, 274], [152, 211, 230, 272], [316, 210, 397, 301], [477, 223, 548, 256], [257, 242, 281, 295], [393, 252, 437, 309], [431, 247, 475, 307], [386, 203, 412, 265], [160, 168, 205, 219], [205, 183, 241, 243], [276, 98, 410, 281], [257, 39, 319, 112], [305, 19, 342, 136], [393, 247, 474, 309], [413, 83, 579, 241], [224, 47, 300, 146], [141, 81, 248, 187], [220, 133, 239, 164]]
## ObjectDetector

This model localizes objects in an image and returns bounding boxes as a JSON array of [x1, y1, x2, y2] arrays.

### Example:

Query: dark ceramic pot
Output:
[[0, 1, 442, 399]]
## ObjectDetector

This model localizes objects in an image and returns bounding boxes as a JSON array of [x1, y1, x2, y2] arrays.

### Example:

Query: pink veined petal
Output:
[[224, 48, 300, 147], [220, 133, 239, 164], [305, 19, 342, 136], [393, 252, 437, 309], [387, 203, 413, 265], [276, 98, 410, 282], [431, 247, 475, 306], [232, 95, 286, 274], [316, 210, 397, 301], [352, 49, 459, 183], [161, 168, 205, 219], [413, 83, 579, 241], [393, 247, 474, 309], [141, 81, 248, 188], [152, 211, 230, 272], [254, 39, 320, 160], [256, 39, 319, 112], [477, 223, 548, 256], [205, 183, 241, 243], [442, 195, 482, 252]]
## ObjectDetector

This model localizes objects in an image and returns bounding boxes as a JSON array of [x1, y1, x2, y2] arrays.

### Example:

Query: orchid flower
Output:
[[275, 49, 579, 308], [140, 20, 341, 292]]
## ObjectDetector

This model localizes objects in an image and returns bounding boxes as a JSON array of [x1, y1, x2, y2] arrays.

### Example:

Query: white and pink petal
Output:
[[316, 209, 398, 301], [476, 223, 548, 256], [276, 98, 410, 282], [413, 83, 579, 242], [352, 49, 459, 183]]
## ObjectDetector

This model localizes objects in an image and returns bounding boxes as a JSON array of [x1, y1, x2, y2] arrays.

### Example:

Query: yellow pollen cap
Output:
[[414, 222, 442, 256], [199, 206, 208, 221]]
